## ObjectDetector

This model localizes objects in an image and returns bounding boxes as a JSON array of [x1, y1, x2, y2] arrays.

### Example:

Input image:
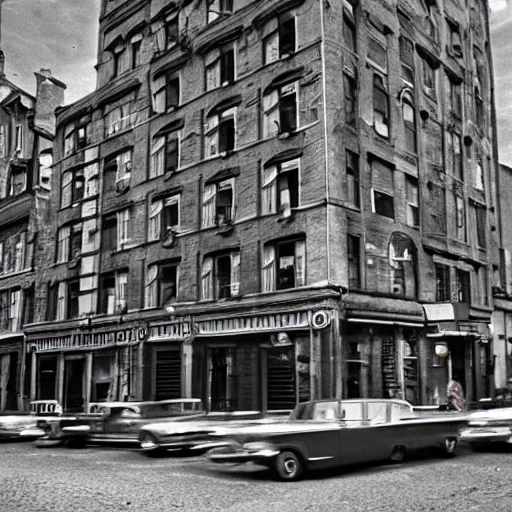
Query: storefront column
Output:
[[30, 350, 37, 402], [57, 353, 65, 405], [137, 341, 144, 400], [183, 342, 192, 398], [333, 312, 343, 399], [84, 353, 93, 411]]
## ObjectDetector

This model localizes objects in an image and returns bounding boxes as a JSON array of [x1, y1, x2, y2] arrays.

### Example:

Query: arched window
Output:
[[389, 232, 417, 299], [401, 91, 416, 153]]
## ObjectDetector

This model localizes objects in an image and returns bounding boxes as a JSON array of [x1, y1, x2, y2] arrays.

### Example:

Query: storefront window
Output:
[[92, 352, 116, 402], [208, 347, 236, 411]]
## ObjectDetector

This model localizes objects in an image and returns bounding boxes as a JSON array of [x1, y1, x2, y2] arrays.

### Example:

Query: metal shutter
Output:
[[155, 349, 182, 400]]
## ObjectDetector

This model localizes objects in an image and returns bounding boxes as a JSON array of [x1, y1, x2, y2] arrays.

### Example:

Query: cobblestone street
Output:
[[1, 442, 512, 512]]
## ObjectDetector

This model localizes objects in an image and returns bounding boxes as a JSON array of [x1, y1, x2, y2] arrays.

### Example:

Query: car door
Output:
[[113, 408, 142, 440]]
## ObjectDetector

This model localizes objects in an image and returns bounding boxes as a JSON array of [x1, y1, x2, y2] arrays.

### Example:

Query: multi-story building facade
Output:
[[25, 0, 499, 412], [0, 52, 65, 410]]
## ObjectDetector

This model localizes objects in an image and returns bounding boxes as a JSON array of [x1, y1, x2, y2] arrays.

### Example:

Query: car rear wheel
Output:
[[443, 438, 457, 457], [274, 451, 303, 481], [389, 446, 405, 464]]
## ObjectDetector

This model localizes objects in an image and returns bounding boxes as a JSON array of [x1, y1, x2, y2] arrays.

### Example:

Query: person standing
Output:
[[447, 375, 466, 411]]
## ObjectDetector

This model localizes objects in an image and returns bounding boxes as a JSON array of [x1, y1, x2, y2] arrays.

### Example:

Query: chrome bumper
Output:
[[460, 427, 512, 443], [208, 448, 280, 463]]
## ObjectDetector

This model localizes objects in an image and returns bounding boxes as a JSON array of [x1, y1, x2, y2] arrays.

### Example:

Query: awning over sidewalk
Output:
[[344, 293, 425, 326]]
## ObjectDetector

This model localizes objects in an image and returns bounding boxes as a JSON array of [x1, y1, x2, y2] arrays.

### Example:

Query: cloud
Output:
[[490, 0, 507, 11]]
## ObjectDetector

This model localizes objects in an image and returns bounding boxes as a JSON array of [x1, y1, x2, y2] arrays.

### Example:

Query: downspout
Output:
[[319, 0, 330, 283]]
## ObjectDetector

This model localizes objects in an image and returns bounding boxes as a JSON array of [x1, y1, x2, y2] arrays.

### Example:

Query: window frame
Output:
[[148, 194, 181, 241], [435, 263, 451, 302], [263, 12, 296, 65], [405, 175, 420, 228], [204, 107, 236, 157], [345, 150, 360, 208], [263, 81, 299, 138], [261, 158, 300, 216], [347, 234, 361, 289], [262, 239, 306, 292]]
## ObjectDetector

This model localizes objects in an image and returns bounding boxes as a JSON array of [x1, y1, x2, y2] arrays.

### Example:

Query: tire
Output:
[[443, 438, 457, 457], [389, 446, 405, 464], [273, 450, 303, 481]]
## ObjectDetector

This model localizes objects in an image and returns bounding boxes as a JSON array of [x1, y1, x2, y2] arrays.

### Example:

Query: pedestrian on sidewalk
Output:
[[447, 375, 466, 411]]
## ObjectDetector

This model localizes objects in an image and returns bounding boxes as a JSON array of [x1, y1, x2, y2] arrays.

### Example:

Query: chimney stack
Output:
[[34, 68, 66, 136]]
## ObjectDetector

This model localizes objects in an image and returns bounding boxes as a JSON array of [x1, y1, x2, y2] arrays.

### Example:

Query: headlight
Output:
[[242, 441, 275, 452]]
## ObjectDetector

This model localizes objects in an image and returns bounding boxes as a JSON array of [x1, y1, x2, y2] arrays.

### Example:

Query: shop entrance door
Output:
[[38, 356, 57, 400], [6, 352, 18, 410], [207, 347, 236, 411], [64, 357, 85, 412], [154, 348, 182, 400], [263, 347, 296, 411]]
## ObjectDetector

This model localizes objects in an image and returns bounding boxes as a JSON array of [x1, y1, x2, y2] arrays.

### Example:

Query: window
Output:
[[406, 176, 419, 227], [101, 214, 117, 252], [423, 60, 436, 98], [346, 151, 359, 207], [203, 178, 234, 228], [474, 202, 486, 248], [165, 17, 179, 49], [426, 13, 438, 42], [150, 132, 180, 178], [149, 194, 180, 241], [145, 262, 179, 308], [344, 72, 357, 126], [63, 280, 79, 320], [348, 234, 361, 289], [262, 239, 305, 292], [60, 168, 85, 208], [343, 10, 356, 53], [63, 120, 90, 155], [263, 12, 296, 64], [205, 43, 236, 91], [402, 93, 417, 153], [371, 159, 394, 219], [117, 208, 131, 249], [205, 107, 236, 157], [474, 160, 484, 190], [449, 77, 462, 117], [104, 98, 136, 137], [76, 123, 90, 150], [100, 271, 128, 315], [447, 132, 463, 180], [399, 37, 415, 85], [475, 86, 484, 126], [368, 38, 387, 71], [455, 193, 466, 242], [479, 267, 489, 306], [15, 125, 23, 152], [448, 21, 463, 58], [112, 43, 129, 77], [373, 74, 389, 138], [262, 159, 299, 217], [0, 289, 22, 332], [207, 0, 234, 24], [202, 251, 240, 300], [56, 224, 82, 263], [0, 232, 30, 275], [263, 82, 298, 138], [64, 124, 75, 156], [152, 73, 180, 113], [456, 269, 470, 303], [9, 165, 28, 196], [131, 34, 142, 69], [389, 233, 417, 299], [435, 263, 450, 302]]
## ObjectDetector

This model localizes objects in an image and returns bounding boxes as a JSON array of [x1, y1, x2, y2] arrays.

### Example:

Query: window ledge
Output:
[[0, 267, 33, 281]]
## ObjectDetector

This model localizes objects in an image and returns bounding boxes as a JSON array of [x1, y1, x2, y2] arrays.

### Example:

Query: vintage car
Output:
[[204, 399, 468, 481], [459, 407, 512, 449], [0, 400, 63, 440], [34, 398, 206, 447], [138, 410, 291, 455]]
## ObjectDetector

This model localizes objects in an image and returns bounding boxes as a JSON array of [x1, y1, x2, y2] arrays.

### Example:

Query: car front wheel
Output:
[[443, 437, 457, 457], [274, 450, 303, 481]]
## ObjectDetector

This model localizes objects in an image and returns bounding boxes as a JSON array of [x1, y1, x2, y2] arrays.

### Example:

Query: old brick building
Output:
[[0, 51, 65, 411], [24, 0, 500, 412]]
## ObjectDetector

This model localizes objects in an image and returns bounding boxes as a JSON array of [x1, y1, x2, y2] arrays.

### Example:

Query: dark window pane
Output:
[[435, 264, 450, 302], [219, 118, 235, 152], [102, 215, 117, 252], [159, 265, 177, 306], [165, 136, 179, 173], [68, 281, 80, 319], [166, 77, 180, 109], [221, 49, 235, 85], [348, 235, 361, 289], [280, 92, 297, 133], [277, 242, 296, 290], [373, 191, 394, 219], [216, 255, 232, 298], [279, 18, 295, 56]]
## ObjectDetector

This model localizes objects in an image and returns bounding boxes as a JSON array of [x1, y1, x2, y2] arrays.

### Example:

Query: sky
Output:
[[2, 0, 101, 103], [1, 0, 511, 164]]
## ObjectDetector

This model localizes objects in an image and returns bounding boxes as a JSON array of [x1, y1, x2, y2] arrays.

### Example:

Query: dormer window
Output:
[[263, 12, 296, 64]]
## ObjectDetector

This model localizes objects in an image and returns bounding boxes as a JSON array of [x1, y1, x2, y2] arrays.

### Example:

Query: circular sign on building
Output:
[[311, 311, 330, 330]]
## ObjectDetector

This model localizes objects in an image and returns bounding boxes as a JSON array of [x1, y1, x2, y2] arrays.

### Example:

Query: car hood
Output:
[[0, 415, 38, 428], [468, 408, 512, 423]]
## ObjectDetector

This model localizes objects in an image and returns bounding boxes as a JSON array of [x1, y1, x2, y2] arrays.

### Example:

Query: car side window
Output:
[[119, 408, 139, 419], [312, 402, 339, 420], [341, 402, 364, 421], [367, 402, 388, 424], [390, 403, 414, 422]]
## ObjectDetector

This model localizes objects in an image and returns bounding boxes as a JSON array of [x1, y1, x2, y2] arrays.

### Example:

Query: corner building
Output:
[[25, 0, 500, 412]]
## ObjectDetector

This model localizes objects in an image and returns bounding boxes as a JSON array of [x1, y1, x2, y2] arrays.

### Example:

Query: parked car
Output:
[[459, 407, 512, 450], [138, 410, 291, 455], [34, 398, 206, 447], [205, 399, 468, 481], [0, 400, 63, 441]]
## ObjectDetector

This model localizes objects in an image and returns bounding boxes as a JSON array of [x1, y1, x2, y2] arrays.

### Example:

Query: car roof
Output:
[[298, 399, 412, 406], [89, 398, 202, 408]]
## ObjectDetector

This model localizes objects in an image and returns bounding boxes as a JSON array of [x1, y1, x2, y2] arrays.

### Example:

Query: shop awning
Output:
[[344, 293, 425, 326]]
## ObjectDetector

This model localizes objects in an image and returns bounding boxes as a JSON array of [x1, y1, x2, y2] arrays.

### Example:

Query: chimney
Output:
[[34, 68, 66, 137]]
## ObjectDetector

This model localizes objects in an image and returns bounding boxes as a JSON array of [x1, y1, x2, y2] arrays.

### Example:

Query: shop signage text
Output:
[[28, 326, 148, 353]]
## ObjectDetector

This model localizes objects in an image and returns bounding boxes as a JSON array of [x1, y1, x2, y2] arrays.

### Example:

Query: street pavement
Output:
[[1, 441, 512, 512]]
